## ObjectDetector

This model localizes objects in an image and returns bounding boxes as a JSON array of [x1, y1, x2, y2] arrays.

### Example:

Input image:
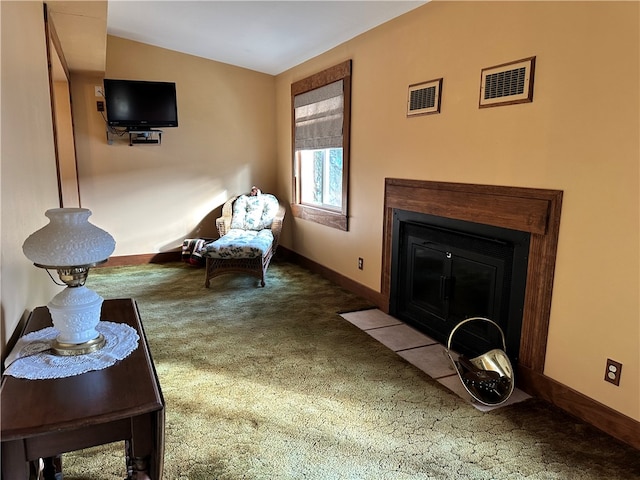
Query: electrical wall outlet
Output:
[[604, 359, 622, 386], [358, 257, 363, 270], [95, 85, 102, 97], [97, 101, 104, 112]]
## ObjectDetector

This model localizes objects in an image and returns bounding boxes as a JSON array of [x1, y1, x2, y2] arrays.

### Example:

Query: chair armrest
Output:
[[215, 195, 238, 237], [270, 202, 286, 249]]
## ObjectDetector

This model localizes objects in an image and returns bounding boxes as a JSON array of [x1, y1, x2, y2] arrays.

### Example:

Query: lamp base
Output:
[[52, 333, 106, 356]]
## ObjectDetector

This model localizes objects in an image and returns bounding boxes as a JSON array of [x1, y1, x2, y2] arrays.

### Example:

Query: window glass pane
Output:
[[327, 148, 342, 207], [299, 148, 342, 209]]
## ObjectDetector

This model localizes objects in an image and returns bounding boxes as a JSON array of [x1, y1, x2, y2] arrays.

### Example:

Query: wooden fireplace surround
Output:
[[382, 179, 640, 450], [381, 178, 563, 376]]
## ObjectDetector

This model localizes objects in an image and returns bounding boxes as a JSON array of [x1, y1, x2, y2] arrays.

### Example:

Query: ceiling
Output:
[[47, 1, 427, 76]]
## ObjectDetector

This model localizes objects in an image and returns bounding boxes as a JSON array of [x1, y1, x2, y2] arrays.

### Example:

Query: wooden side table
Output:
[[1, 298, 165, 480]]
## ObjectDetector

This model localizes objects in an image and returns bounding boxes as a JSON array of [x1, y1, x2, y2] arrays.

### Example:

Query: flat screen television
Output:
[[103, 79, 178, 130]]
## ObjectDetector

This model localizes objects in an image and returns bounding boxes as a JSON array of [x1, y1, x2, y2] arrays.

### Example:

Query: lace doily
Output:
[[3, 321, 139, 380]]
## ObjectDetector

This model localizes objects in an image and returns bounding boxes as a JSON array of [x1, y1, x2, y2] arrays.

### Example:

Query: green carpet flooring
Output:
[[61, 261, 640, 479]]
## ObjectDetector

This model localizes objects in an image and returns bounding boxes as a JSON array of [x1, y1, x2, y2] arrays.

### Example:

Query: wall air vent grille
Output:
[[484, 67, 527, 99], [479, 57, 535, 108], [411, 86, 436, 110], [407, 78, 442, 116]]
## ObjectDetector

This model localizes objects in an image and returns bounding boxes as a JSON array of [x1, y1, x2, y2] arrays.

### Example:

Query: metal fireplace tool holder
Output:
[[446, 317, 515, 406]]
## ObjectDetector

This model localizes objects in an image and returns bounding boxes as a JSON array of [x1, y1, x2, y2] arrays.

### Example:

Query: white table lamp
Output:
[[22, 208, 116, 355]]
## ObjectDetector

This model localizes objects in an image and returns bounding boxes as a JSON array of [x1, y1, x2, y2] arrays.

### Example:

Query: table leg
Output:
[[127, 410, 163, 480], [42, 456, 62, 480], [124, 439, 150, 480], [124, 409, 164, 480], [132, 458, 151, 480], [1, 440, 30, 479]]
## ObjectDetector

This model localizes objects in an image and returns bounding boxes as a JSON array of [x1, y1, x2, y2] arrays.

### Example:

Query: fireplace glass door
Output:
[[390, 211, 530, 363], [408, 238, 503, 322]]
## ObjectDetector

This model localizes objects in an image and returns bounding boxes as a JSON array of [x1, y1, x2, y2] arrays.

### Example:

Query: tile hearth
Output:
[[340, 308, 530, 412]]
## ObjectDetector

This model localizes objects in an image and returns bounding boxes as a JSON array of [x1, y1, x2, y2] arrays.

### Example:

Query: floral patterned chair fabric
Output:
[[203, 229, 273, 260], [202, 193, 285, 287]]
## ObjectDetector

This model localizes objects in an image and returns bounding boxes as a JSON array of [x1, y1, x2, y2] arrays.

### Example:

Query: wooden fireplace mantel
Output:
[[381, 178, 563, 374]]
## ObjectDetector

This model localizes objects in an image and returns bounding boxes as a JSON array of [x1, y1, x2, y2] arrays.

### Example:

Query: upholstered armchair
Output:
[[201, 193, 285, 287]]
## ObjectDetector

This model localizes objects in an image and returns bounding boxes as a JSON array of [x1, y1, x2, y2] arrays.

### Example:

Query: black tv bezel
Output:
[[103, 78, 178, 129]]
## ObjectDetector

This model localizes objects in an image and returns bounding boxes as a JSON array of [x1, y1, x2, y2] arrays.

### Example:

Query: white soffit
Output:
[[48, 1, 108, 74]]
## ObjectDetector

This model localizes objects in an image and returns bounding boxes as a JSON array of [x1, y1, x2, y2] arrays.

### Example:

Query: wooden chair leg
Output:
[[203, 248, 274, 288]]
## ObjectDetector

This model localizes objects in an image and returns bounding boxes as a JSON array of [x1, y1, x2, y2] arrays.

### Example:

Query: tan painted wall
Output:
[[1, 1, 63, 358], [53, 80, 80, 207], [70, 36, 277, 256], [275, 1, 639, 419]]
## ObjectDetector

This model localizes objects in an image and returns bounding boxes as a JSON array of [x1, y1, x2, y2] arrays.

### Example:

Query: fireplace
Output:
[[389, 209, 530, 364], [382, 179, 562, 374]]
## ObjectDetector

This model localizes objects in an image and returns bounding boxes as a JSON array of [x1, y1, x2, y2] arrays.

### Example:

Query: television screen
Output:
[[103, 79, 178, 129]]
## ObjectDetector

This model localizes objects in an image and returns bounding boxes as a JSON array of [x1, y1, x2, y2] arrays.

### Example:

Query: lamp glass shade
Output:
[[23, 208, 116, 267]]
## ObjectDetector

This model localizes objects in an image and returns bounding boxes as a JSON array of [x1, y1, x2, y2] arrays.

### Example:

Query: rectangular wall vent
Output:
[[484, 67, 527, 99], [407, 78, 442, 116], [479, 57, 535, 108], [411, 86, 436, 110]]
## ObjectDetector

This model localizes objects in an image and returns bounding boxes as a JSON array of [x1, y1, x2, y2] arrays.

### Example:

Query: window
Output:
[[291, 60, 352, 231], [298, 148, 342, 208]]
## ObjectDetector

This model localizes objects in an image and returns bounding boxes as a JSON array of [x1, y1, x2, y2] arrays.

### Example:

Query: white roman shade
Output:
[[294, 80, 344, 150]]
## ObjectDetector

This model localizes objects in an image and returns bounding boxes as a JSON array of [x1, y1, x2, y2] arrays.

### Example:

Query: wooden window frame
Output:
[[291, 60, 352, 231]]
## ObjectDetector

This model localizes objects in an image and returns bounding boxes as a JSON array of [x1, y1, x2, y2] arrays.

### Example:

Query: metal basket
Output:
[[446, 317, 515, 406]]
